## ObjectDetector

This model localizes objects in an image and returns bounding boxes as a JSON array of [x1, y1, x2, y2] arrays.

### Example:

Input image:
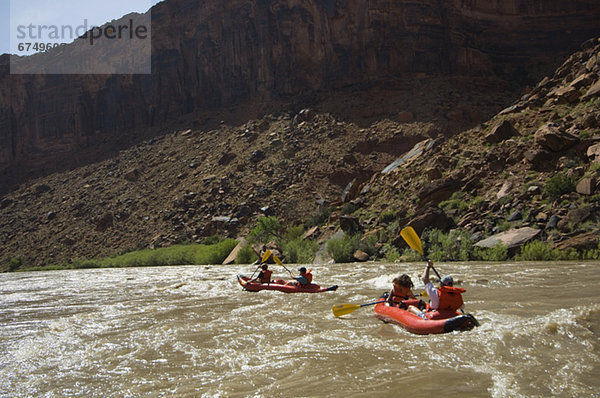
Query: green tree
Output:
[[248, 216, 281, 244]]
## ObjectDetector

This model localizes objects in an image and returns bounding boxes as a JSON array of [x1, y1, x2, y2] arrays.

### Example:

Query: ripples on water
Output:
[[1, 262, 599, 397]]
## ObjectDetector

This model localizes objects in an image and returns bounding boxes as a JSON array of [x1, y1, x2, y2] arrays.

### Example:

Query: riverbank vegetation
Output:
[[4, 215, 599, 273], [240, 216, 600, 264], [12, 238, 238, 272]]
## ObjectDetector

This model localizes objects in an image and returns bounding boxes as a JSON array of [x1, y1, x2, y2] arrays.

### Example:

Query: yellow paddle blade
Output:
[[261, 250, 272, 263], [332, 303, 361, 317], [400, 226, 424, 255], [419, 290, 428, 298], [272, 254, 284, 266]]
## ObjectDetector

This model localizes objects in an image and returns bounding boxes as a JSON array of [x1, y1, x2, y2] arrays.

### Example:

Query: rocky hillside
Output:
[[2, 37, 600, 270], [3, 0, 600, 193], [0, 74, 519, 268], [363, 37, 600, 256]]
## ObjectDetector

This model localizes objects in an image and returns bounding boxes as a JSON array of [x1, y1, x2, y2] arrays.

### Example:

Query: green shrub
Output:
[[202, 235, 223, 245], [544, 173, 576, 199], [248, 216, 281, 244], [384, 221, 399, 241], [358, 233, 379, 257], [380, 210, 397, 224], [327, 234, 360, 263], [440, 198, 469, 215], [8, 258, 22, 272], [583, 241, 600, 260], [236, 245, 258, 264], [59, 240, 239, 269], [382, 243, 400, 262], [306, 206, 330, 227], [474, 244, 509, 261], [515, 240, 578, 261], [424, 229, 475, 261], [471, 196, 485, 208], [401, 247, 422, 262], [341, 203, 358, 215], [283, 238, 318, 264], [283, 224, 305, 241]]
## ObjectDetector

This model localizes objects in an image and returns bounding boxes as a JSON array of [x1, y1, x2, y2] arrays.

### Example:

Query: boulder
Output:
[[569, 73, 595, 89], [553, 86, 582, 103], [557, 205, 596, 231], [507, 210, 522, 221], [474, 227, 541, 249], [341, 178, 361, 203], [485, 120, 519, 143], [524, 146, 555, 170], [534, 124, 579, 152], [293, 108, 316, 125], [554, 230, 599, 251], [417, 177, 462, 207], [353, 250, 370, 262], [496, 181, 513, 199], [576, 178, 596, 195], [302, 226, 319, 240], [546, 215, 560, 229], [124, 168, 140, 181], [582, 80, 600, 100], [381, 139, 436, 174], [95, 213, 114, 232], [406, 206, 455, 236], [587, 143, 600, 162]]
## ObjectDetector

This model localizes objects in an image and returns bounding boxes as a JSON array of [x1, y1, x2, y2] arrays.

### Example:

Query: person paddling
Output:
[[250, 264, 272, 284], [387, 274, 416, 306], [286, 267, 313, 286], [409, 260, 465, 317]]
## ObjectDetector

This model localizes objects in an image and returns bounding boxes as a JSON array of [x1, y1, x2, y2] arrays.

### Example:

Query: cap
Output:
[[441, 275, 453, 286], [298, 267, 307, 273]]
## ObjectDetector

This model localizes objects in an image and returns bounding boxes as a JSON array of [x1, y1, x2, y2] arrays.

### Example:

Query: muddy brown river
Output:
[[1, 261, 599, 397]]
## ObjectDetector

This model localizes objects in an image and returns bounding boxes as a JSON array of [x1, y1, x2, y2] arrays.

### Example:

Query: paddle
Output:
[[332, 300, 386, 317], [271, 253, 294, 277], [400, 226, 442, 280]]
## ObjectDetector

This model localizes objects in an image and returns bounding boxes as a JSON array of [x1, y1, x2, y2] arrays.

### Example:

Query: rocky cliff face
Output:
[[2, 0, 600, 191]]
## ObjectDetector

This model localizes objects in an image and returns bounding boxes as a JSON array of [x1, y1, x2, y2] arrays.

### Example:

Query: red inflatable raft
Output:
[[237, 275, 338, 293], [374, 299, 478, 335]]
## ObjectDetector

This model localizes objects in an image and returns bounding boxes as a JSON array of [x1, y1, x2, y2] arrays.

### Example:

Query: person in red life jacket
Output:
[[287, 266, 313, 286], [251, 264, 272, 284], [408, 260, 465, 318], [386, 274, 416, 306]]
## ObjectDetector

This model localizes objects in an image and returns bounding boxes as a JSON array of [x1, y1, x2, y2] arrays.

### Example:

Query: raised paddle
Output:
[[332, 300, 386, 317], [400, 226, 442, 280]]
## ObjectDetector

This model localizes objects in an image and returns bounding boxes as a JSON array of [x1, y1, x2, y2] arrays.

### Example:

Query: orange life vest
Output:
[[436, 285, 465, 311], [258, 269, 272, 283], [390, 287, 411, 304], [305, 270, 313, 284], [296, 269, 313, 286]]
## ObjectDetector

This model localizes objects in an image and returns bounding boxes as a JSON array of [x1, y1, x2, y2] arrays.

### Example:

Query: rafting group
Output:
[[236, 227, 479, 335]]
